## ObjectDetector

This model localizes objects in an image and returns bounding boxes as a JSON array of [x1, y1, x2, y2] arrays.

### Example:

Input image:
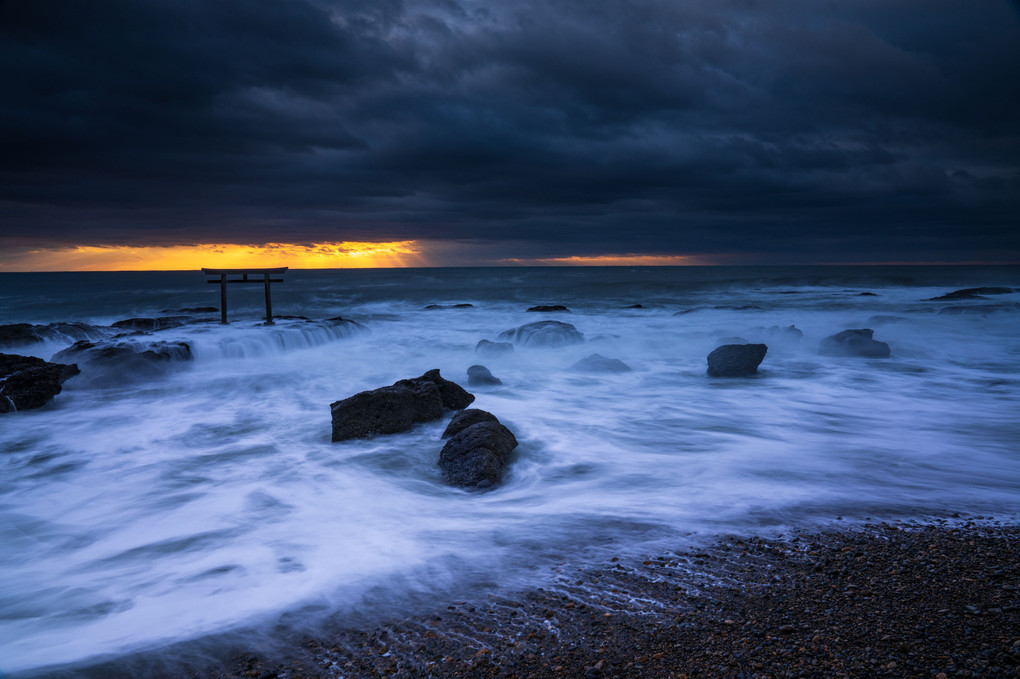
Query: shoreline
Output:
[[47, 516, 1019, 679]]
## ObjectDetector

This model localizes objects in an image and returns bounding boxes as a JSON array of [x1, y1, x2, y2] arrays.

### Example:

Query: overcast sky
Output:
[[2, 0, 1019, 265]]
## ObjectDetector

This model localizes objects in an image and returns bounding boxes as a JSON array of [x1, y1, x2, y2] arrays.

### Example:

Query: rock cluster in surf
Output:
[[0, 353, 80, 413]]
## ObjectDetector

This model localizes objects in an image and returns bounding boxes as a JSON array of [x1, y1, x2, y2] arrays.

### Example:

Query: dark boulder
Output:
[[0, 353, 80, 413], [467, 364, 502, 386], [570, 354, 632, 373], [927, 287, 1013, 301], [707, 343, 768, 377], [858, 292, 878, 296], [625, 304, 645, 309], [439, 420, 519, 489], [498, 320, 584, 348], [442, 408, 500, 438], [818, 329, 891, 358], [331, 369, 474, 441], [425, 303, 474, 310], [0, 324, 42, 347], [475, 339, 514, 357], [527, 305, 570, 312]]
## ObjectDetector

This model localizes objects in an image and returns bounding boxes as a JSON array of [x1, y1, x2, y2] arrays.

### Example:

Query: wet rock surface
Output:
[[707, 343, 768, 377], [475, 339, 514, 357], [438, 420, 519, 489], [331, 370, 474, 441], [200, 521, 1020, 679], [818, 329, 891, 358], [112, 317, 190, 332], [570, 354, 632, 373], [442, 408, 501, 439], [526, 305, 570, 312], [467, 365, 501, 386], [0, 321, 106, 348], [499, 320, 585, 348], [0, 353, 80, 412]]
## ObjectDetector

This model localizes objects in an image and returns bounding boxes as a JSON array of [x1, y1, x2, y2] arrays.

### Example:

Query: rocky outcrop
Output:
[[0, 353, 80, 412], [927, 287, 1013, 301], [50, 339, 194, 385], [818, 329, 891, 358], [467, 365, 501, 386], [570, 354, 632, 373], [439, 415, 519, 489], [442, 408, 500, 438], [475, 339, 514, 357], [331, 369, 474, 441], [0, 322, 106, 348], [498, 320, 584, 348], [112, 317, 189, 332], [425, 303, 474, 310], [526, 305, 570, 312], [706, 344, 768, 377]]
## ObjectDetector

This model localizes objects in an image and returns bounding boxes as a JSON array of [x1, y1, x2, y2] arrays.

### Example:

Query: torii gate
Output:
[[202, 267, 287, 324]]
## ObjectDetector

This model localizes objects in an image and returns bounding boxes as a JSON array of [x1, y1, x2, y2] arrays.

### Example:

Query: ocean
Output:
[[1, 265, 1018, 676]]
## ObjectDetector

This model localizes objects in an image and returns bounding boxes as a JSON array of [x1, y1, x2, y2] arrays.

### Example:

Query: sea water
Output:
[[1, 266, 1018, 674]]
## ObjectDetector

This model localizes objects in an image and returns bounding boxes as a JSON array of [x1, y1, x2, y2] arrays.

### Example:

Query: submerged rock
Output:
[[439, 418, 519, 489], [51, 339, 193, 385], [467, 364, 502, 386], [927, 287, 1013, 301], [475, 339, 514, 357], [527, 305, 570, 313], [331, 369, 474, 441], [570, 354, 632, 373], [0, 353, 80, 413], [499, 320, 584, 348], [706, 343, 768, 377], [442, 408, 500, 438], [818, 329, 891, 358]]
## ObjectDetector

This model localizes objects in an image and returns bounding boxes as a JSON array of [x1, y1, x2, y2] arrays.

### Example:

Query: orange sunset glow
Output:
[[0, 241, 427, 272], [502, 254, 705, 266]]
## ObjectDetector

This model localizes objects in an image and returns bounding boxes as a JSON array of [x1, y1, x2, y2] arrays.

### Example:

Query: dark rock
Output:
[[112, 317, 188, 331], [818, 329, 891, 358], [0, 353, 80, 412], [858, 292, 879, 296], [402, 368, 475, 410], [425, 303, 474, 310], [452, 303, 474, 309], [442, 408, 500, 438], [475, 339, 514, 357], [161, 306, 219, 314], [674, 305, 762, 316], [527, 305, 570, 312], [707, 343, 768, 377], [570, 354, 632, 373], [331, 370, 474, 442], [438, 421, 519, 489], [325, 316, 368, 331], [0, 322, 106, 348], [51, 339, 193, 385], [625, 304, 645, 309], [927, 287, 1013, 301], [499, 320, 584, 348], [467, 364, 502, 386]]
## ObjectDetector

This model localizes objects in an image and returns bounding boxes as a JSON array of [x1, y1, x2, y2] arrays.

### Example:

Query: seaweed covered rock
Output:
[[439, 418, 519, 489], [498, 320, 584, 348], [467, 365, 502, 386], [570, 354, 632, 373], [706, 343, 768, 377], [0, 353, 80, 413], [818, 329, 891, 358], [331, 369, 474, 441]]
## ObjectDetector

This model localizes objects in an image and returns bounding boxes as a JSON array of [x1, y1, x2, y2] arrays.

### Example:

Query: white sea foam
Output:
[[0, 267, 1018, 673]]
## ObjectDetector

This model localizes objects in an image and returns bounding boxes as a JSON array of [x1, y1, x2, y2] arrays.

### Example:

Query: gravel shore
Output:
[[60, 518, 1020, 679]]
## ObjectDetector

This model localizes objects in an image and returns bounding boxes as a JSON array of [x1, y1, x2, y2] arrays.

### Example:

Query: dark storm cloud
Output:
[[1, 0, 1018, 262]]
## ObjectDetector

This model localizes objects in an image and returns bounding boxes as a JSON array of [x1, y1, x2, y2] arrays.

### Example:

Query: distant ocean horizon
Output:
[[2, 264, 1019, 675]]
